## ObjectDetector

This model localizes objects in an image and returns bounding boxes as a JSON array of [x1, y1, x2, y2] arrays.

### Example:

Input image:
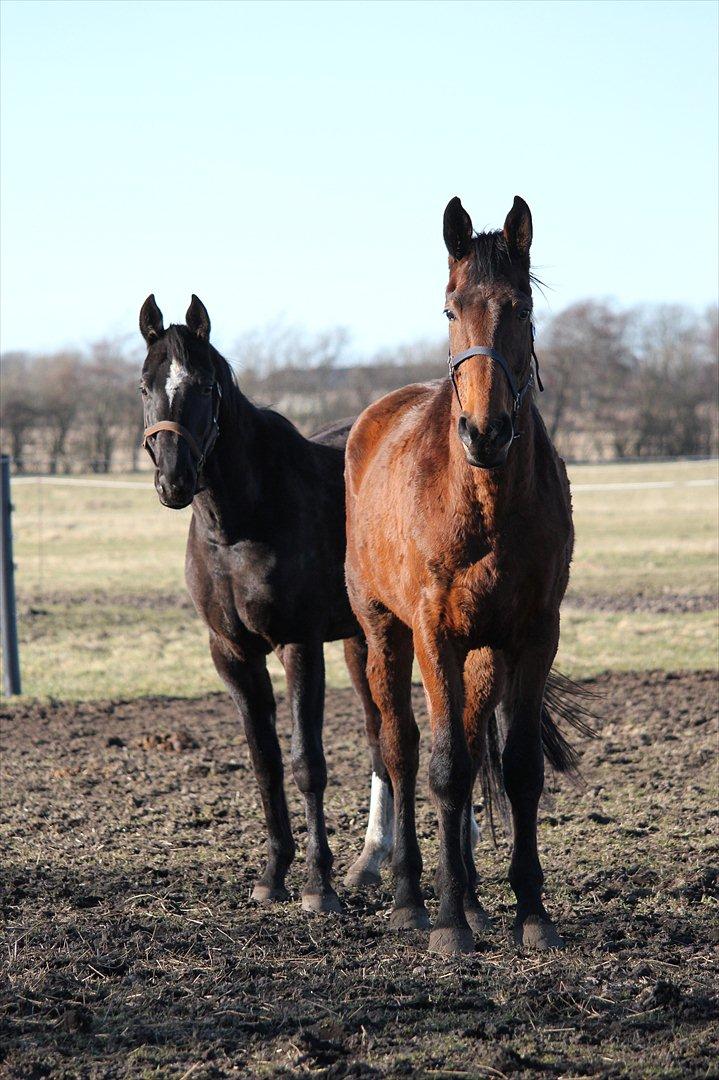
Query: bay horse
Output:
[[139, 294, 383, 912], [344, 196, 584, 956]]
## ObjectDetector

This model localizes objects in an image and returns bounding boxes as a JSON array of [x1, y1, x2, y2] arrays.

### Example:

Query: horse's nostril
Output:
[[458, 414, 476, 448], [487, 414, 513, 444]]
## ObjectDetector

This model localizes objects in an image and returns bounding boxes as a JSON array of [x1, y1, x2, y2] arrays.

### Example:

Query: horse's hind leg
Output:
[[461, 648, 504, 933], [343, 635, 394, 888], [281, 641, 342, 914], [363, 614, 428, 930], [459, 796, 489, 932], [210, 636, 295, 902], [504, 633, 564, 950]]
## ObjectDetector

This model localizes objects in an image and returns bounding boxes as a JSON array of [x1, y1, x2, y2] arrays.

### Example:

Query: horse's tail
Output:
[[540, 669, 598, 773], [479, 669, 598, 838]]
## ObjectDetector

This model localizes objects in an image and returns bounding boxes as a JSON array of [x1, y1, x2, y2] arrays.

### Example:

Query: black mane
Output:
[[471, 230, 513, 283], [162, 323, 314, 448], [469, 230, 541, 292]]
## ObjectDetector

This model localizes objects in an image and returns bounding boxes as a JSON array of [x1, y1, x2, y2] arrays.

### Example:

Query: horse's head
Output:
[[139, 294, 221, 509], [443, 195, 536, 470]]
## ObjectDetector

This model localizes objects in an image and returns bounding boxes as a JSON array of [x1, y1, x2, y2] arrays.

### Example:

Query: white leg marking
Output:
[[363, 771, 394, 870], [165, 356, 188, 408], [345, 771, 394, 885], [470, 808, 480, 850]]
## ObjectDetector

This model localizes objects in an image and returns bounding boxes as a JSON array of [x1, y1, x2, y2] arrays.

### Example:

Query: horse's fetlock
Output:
[[509, 861, 543, 897], [269, 836, 296, 865]]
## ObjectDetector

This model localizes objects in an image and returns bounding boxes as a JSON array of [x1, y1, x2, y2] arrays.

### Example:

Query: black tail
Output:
[[479, 669, 598, 838], [541, 670, 598, 773]]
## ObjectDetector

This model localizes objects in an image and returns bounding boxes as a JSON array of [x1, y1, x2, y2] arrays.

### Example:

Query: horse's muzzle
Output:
[[155, 468, 196, 509], [458, 412, 513, 469]]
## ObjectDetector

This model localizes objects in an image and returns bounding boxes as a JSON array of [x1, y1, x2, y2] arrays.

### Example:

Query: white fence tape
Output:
[[11, 476, 718, 494], [12, 477, 150, 490]]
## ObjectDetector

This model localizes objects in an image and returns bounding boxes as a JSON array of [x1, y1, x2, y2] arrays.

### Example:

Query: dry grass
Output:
[[9, 459, 718, 700]]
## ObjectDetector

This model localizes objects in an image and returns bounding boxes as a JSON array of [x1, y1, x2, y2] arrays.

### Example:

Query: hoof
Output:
[[251, 882, 290, 904], [389, 905, 431, 931], [344, 863, 382, 888], [465, 905, 492, 933], [301, 890, 343, 914], [514, 915, 565, 951], [428, 926, 476, 956]]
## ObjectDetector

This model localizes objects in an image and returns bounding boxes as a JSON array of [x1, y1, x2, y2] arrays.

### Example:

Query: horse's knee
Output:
[[429, 737, 472, 808], [291, 746, 327, 795]]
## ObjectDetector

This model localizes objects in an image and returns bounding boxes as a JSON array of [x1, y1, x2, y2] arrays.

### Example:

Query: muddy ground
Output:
[[1, 671, 717, 1079]]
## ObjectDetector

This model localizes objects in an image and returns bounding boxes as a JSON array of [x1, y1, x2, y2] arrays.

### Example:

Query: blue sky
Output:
[[1, 0, 717, 359]]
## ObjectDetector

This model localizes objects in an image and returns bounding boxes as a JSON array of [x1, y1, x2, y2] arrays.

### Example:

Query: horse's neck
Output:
[[190, 366, 263, 542], [449, 403, 537, 531]]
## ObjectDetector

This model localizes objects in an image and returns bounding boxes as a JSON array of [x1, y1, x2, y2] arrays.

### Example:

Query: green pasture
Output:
[[6, 459, 718, 700]]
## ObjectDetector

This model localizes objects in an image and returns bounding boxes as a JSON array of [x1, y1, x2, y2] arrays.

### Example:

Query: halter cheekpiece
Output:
[[447, 330, 544, 420], [142, 382, 223, 473]]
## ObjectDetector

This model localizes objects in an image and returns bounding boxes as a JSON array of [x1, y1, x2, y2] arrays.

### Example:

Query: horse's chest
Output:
[[449, 538, 551, 647], [188, 542, 290, 643]]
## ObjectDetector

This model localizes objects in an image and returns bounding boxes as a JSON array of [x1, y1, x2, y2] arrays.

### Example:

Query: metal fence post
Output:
[[1, 455, 21, 695]]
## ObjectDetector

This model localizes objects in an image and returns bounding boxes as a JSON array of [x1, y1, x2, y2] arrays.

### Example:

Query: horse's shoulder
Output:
[[531, 406, 573, 537], [347, 381, 445, 485]]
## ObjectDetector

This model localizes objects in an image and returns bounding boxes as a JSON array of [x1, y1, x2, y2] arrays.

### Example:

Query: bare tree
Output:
[[539, 301, 632, 449], [233, 319, 352, 378], [0, 352, 38, 471], [2, 303, 716, 469], [80, 340, 136, 472], [626, 304, 718, 457], [35, 352, 84, 472]]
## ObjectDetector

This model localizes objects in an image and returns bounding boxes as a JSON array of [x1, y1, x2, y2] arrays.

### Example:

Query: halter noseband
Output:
[[142, 382, 222, 473], [447, 331, 544, 421]]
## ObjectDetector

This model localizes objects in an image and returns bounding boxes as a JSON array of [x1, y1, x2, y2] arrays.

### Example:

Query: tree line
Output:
[[1, 300, 716, 472]]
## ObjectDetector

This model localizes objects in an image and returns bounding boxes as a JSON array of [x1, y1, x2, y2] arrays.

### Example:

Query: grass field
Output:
[[8, 459, 718, 700]]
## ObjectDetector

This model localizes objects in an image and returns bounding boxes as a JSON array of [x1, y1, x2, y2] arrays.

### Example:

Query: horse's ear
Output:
[[186, 294, 211, 341], [139, 295, 164, 343], [503, 196, 533, 261], [443, 196, 474, 260]]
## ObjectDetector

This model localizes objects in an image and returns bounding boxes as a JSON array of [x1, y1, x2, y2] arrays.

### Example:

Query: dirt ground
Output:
[[1, 671, 717, 1079]]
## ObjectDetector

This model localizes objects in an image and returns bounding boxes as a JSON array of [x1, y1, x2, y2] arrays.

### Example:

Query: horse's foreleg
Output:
[[415, 620, 474, 956], [280, 641, 342, 914], [504, 630, 564, 950], [209, 635, 295, 902], [343, 636, 394, 888]]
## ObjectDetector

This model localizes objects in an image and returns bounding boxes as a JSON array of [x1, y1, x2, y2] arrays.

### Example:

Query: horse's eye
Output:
[[200, 385, 213, 396], [517, 308, 531, 321], [139, 385, 148, 396], [444, 309, 456, 322]]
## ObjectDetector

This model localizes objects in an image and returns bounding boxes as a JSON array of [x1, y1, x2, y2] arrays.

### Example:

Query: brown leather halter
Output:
[[143, 383, 222, 472]]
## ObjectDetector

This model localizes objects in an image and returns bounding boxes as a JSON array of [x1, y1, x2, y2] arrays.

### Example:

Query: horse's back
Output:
[[310, 417, 355, 452]]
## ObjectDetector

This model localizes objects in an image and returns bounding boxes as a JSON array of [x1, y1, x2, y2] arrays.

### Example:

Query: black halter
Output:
[[447, 330, 544, 420]]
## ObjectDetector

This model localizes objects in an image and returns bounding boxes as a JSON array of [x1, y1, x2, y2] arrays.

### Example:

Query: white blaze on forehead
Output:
[[165, 356, 189, 408]]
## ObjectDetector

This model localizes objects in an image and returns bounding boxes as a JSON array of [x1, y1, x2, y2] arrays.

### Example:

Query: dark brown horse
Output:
[[139, 295, 384, 912], [345, 196, 584, 956]]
